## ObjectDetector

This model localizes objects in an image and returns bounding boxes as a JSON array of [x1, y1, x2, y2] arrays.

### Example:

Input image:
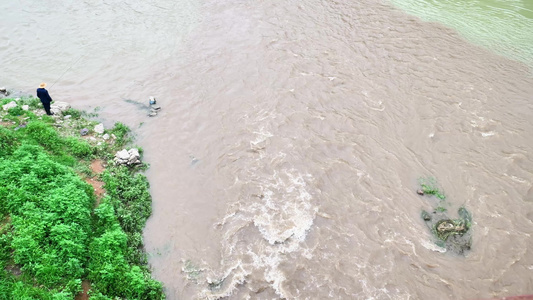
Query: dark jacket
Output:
[[36, 88, 53, 104]]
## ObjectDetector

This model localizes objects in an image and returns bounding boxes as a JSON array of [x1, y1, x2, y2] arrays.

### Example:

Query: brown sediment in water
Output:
[[139, 0, 533, 298], [2, 0, 533, 299]]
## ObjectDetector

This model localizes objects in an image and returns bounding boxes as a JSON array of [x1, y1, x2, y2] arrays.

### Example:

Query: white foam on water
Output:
[[188, 118, 318, 299], [481, 131, 496, 137], [201, 261, 250, 300], [421, 239, 447, 253], [247, 248, 287, 297], [198, 173, 316, 298], [253, 170, 315, 245], [249, 126, 273, 153]]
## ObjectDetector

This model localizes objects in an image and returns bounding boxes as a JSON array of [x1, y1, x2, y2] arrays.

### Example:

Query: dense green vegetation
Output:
[[0, 97, 164, 299]]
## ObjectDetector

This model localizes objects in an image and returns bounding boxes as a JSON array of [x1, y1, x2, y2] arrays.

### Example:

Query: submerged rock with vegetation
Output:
[[0, 96, 164, 299], [418, 177, 472, 255]]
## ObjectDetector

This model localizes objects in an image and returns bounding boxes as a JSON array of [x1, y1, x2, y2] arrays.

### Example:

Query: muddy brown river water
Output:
[[2, 0, 533, 299]]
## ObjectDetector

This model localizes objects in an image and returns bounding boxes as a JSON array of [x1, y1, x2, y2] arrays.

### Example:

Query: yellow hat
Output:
[[39, 82, 46, 88]]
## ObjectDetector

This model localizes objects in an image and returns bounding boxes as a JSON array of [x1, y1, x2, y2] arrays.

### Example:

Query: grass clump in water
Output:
[[418, 176, 446, 200]]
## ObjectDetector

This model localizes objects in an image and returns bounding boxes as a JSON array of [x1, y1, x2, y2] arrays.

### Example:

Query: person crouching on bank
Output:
[[36, 82, 54, 115]]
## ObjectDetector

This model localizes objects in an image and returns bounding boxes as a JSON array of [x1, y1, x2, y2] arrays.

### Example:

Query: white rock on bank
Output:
[[114, 148, 141, 166], [94, 123, 105, 134], [103, 133, 110, 140], [50, 101, 71, 114], [116, 149, 130, 160], [127, 148, 140, 164], [22, 105, 29, 111], [2, 101, 17, 111]]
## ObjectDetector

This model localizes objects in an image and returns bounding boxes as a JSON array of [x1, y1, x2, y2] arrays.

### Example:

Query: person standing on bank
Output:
[[36, 82, 54, 115]]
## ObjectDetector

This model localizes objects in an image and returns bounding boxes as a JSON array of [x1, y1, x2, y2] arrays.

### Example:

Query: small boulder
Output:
[[127, 148, 141, 164], [2, 101, 17, 111], [50, 101, 71, 114], [114, 148, 142, 166], [0, 88, 10, 97], [94, 123, 105, 134], [103, 133, 110, 140], [116, 149, 130, 161], [22, 105, 29, 111], [64, 115, 72, 120], [80, 128, 89, 136]]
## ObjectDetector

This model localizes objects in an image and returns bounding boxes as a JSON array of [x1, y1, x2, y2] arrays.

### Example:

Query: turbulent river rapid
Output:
[[2, 0, 533, 299]]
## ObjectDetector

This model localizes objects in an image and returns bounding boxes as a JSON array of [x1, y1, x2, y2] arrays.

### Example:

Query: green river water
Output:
[[389, 0, 533, 68]]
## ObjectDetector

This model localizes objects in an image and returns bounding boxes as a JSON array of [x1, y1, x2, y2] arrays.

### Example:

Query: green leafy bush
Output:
[[62, 108, 82, 120], [16, 120, 96, 160], [110, 122, 131, 145], [26, 97, 42, 110], [24, 121, 63, 152], [89, 200, 164, 299], [7, 106, 24, 116], [87, 166, 164, 299], [0, 144, 94, 297], [0, 98, 14, 105], [0, 126, 19, 157], [103, 167, 152, 236], [0, 110, 164, 299], [64, 137, 94, 158]]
